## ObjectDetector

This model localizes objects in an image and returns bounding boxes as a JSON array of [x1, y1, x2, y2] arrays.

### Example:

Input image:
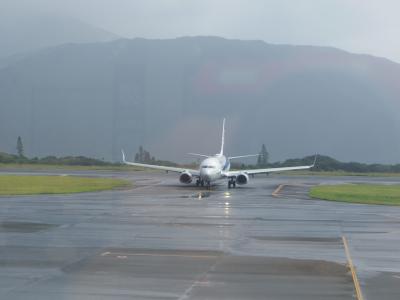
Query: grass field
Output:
[[284, 170, 400, 177], [0, 163, 145, 171], [0, 175, 131, 195], [310, 184, 400, 205]]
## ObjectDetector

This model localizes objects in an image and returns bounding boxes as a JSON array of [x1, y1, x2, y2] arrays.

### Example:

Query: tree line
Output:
[[1, 138, 400, 173], [229, 144, 400, 173]]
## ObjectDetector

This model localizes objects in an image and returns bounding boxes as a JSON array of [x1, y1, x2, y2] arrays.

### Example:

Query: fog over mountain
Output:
[[0, 14, 119, 61], [1, 37, 400, 163]]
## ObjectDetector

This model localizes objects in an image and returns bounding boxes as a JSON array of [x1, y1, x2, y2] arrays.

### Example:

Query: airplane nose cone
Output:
[[201, 169, 212, 181]]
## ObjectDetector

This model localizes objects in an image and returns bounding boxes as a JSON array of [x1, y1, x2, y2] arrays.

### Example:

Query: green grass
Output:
[[0, 175, 131, 195], [310, 184, 400, 205], [281, 170, 400, 177], [0, 163, 144, 171]]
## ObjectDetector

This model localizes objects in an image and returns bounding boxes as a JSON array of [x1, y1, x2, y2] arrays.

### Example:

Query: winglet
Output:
[[311, 154, 318, 167], [121, 149, 126, 163], [220, 118, 226, 155]]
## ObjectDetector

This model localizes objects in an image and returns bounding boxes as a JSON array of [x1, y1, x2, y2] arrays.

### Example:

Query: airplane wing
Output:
[[224, 155, 317, 177], [122, 150, 199, 175]]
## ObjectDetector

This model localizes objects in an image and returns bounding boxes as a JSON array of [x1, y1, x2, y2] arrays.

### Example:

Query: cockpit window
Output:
[[202, 166, 215, 168]]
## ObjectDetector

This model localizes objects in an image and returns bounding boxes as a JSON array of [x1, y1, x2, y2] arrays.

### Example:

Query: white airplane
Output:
[[122, 119, 316, 188]]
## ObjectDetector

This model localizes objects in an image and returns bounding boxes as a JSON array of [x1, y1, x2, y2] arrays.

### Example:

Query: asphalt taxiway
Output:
[[0, 171, 400, 299]]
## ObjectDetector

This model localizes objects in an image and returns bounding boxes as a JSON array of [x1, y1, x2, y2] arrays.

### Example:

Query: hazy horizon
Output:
[[1, 0, 400, 63]]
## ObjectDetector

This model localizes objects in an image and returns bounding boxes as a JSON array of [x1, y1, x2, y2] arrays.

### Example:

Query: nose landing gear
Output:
[[228, 179, 236, 189], [196, 179, 209, 188]]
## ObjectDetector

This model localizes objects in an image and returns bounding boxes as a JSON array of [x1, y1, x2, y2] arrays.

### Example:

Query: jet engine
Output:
[[179, 172, 193, 184], [236, 173, 249, 185]]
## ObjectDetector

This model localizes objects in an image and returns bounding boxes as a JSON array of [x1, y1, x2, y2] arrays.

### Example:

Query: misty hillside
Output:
[[0, 36, 400, 163], [0, 14, 119, 61]]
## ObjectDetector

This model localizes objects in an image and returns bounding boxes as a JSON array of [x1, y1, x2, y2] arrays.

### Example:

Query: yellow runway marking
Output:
[[101, 252, 218, 259], [272, 184, 285, 197], [342, 236, 364, 300], [272, 183, 311, 197]]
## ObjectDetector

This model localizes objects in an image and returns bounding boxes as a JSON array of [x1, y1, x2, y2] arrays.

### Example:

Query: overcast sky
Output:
[[2, 0, 400, 62]]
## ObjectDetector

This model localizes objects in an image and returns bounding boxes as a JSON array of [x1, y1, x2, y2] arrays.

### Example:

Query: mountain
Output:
[[0, 36, 400, 163], [0, 14, 119, 61]]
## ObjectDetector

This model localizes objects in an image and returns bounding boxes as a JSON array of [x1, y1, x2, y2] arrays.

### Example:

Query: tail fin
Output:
[[219, 118, 226, 155]]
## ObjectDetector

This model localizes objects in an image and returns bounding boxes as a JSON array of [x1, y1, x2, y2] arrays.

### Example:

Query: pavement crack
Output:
[[177, 255, 221, 300]]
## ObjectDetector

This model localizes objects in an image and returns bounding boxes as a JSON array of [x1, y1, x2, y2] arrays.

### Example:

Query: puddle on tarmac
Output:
[[252, 236, 341, 243], [179, 192, 212, 199], [0, 221, 58, 233]]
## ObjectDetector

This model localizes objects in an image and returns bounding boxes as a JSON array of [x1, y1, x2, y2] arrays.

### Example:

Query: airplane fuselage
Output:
[[198, 155, 230, 183]]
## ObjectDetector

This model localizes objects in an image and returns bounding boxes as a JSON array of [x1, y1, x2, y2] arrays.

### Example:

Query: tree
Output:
[[143, 150, 151, 163], [135, 146, 144, 162], [16, 136, 24, 158], [135, 146, 155, 163], [257, 144, 269, 167], [139, 146, 144, 162]]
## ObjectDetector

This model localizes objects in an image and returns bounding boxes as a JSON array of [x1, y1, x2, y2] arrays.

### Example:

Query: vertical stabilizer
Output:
[[220, 118, 226, 155]]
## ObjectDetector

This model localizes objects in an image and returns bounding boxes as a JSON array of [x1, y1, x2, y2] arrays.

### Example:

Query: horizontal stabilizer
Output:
[[188, 153, 210, 158], [228, 154, 259, 160]]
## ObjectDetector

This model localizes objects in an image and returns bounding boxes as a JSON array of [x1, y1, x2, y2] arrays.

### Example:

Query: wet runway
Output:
[[0, 171, 400, 299]]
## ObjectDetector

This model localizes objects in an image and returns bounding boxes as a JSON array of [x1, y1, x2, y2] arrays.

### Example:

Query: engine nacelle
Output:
[[236, 173, 249, 185], [179, 172, 193, 184]]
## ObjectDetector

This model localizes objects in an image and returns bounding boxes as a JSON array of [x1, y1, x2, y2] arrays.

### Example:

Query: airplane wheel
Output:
[[233, 181, 236, 188], [200, 181, 204, 187], [196, 180, 200, 187], [228, 182, 231, 189]]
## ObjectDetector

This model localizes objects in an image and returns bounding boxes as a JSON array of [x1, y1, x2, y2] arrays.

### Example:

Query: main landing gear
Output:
[[228, 178, 236, 189]]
